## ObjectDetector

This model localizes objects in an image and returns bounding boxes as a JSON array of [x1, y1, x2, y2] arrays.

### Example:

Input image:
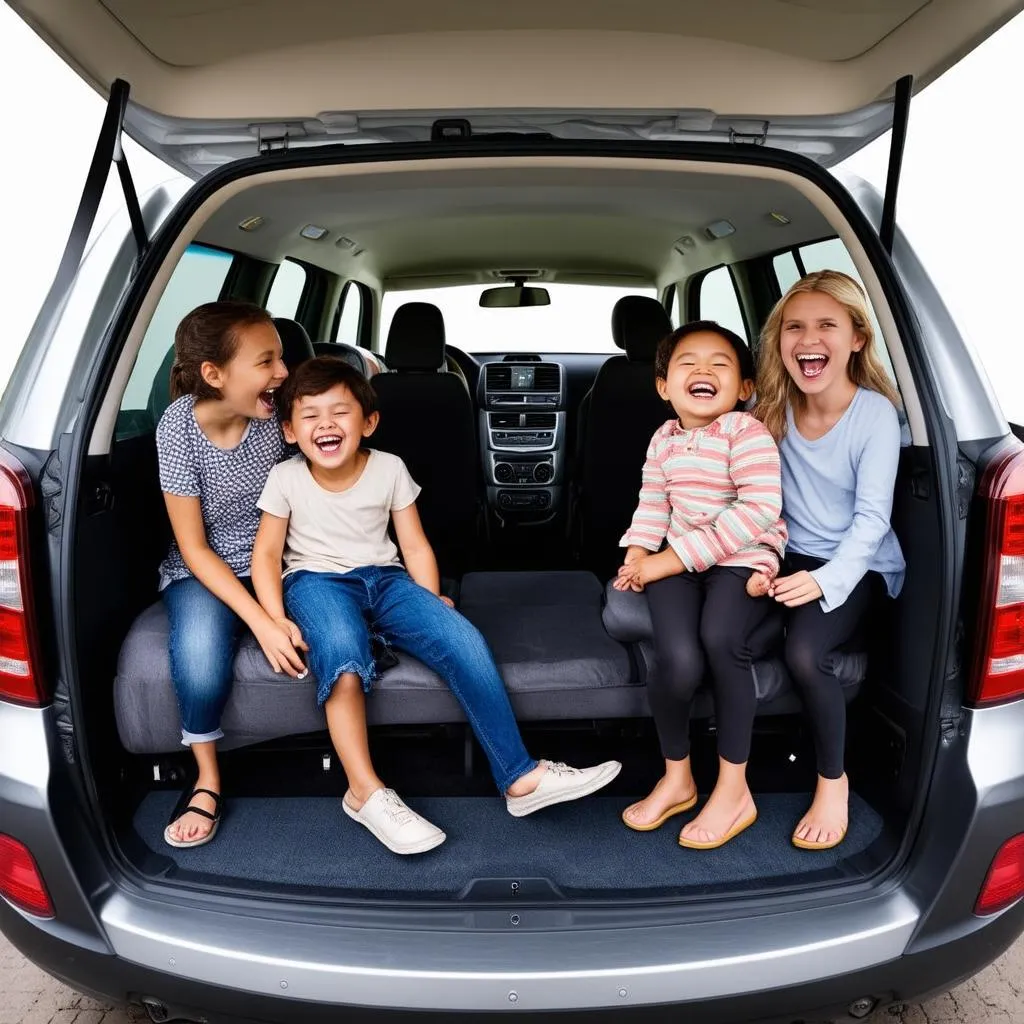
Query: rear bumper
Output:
[[3, 701, 1024, 1020], [4, 894, 1023, 1024]]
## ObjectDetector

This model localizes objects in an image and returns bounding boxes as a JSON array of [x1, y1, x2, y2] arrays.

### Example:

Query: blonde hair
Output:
[[752, 269, 900, 442]]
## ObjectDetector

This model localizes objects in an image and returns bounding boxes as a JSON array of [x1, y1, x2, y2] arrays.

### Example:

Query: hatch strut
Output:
[[879, 75, 913, 255], [48, 78, 148, 303]]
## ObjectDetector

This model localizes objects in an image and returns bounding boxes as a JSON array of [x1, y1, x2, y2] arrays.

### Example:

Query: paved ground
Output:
[[2, 930, 1023, 1023]]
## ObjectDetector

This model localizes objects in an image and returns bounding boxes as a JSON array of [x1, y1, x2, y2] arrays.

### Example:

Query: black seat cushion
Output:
[[601, 582, 867, 716]]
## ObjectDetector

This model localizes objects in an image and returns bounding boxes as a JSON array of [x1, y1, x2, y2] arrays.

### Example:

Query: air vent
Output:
[[485, 365, 512, 391], [524, 413, 556, 428], [533, 365, 561, 392], [490, 413, 520, 429]]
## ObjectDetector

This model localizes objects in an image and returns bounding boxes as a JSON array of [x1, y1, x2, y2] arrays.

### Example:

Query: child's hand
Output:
[[275, 617, 309, 652], [769, 571, 823, 607], [746, 572, 772, 598], [440, 595, 456, 609], [255, 618, 309, 678], [613, 546, 649, 591], [634, 548, 684, 587]]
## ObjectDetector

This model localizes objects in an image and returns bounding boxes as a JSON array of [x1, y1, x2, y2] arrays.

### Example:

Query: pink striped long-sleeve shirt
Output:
[[620, 412, 787, 576]]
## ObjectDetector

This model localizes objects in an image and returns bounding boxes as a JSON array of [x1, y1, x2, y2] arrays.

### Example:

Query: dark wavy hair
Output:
[[170, 301, 275, 401], [276, 356, 378, 420], [654, 320, 755, 383]]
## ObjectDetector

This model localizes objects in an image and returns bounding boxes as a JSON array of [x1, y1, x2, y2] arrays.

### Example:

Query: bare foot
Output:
[[746, 572, 771, 598], [167, 786, 220, 844], [793, 773, 849, 848], [506, 762, 550, 798], [679, 784, 756, 847], [622, 774, 697, 828]]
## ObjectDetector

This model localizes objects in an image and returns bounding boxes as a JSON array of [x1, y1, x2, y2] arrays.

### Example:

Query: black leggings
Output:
[[645, 566, 783, 765], [783, 553, 877, 780]]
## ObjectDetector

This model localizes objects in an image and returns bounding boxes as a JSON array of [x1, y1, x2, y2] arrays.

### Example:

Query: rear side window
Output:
[[116, 244, 234, 440], [698, 266, 748, 340], [333, 282, 364, 346], [265, 259, 308, 320]]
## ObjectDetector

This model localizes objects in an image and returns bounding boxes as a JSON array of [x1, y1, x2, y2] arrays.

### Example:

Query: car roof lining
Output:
[[90, 156, 926, 456], [195, 166, 833, 286]]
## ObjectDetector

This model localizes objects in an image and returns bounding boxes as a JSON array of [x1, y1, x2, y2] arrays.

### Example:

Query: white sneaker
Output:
[[342, 788, 446, 855], [506, 760, 622, 817]]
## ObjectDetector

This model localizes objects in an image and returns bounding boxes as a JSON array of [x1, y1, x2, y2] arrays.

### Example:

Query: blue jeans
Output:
[[283, 566, 538, 792], [163, 576, 248, 746]]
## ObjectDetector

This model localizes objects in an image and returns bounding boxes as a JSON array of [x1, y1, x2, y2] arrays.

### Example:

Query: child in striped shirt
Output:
[[615, 321, 787, 850]]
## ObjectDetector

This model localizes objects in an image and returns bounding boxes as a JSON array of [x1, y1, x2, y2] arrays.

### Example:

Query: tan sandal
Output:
[[792, 826, 847, 851], [622, 792, 698, 832], [678, 809, 758, 850]]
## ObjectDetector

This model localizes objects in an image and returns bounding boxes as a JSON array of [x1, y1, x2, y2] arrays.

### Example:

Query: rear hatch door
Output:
[[8, 0, 1023, 177]]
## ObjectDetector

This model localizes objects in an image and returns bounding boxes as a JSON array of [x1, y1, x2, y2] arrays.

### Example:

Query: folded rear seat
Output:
[[601, 582, 867, 717], [114, 571, 637, 755]]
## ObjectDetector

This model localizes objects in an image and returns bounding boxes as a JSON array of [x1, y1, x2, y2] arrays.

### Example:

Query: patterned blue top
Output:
[[156, 395, 286, 589]]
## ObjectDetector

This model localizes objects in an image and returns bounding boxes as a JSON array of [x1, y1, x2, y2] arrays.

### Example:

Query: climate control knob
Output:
[[495, 463, 515, 484], [533, 462, 553, 484]]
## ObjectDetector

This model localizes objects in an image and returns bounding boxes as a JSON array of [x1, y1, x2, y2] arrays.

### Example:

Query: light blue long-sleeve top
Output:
[[780, 387, 906, 613]]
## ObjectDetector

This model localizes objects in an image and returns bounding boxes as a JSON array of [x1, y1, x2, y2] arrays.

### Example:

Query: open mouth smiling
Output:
[[795, 353, 829, 379], [258, 387, 278, 411], [687, 380, 718, 400], [314, 434, 344, 455]]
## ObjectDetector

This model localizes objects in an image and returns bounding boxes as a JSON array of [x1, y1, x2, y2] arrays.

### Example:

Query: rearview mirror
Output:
[[479, 284, 550, 308]]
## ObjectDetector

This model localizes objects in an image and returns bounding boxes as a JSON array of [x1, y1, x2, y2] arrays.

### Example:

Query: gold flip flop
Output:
[[622, 793, 698, 832], [678, 810, 758, 850], [792, 826, 847, 851]]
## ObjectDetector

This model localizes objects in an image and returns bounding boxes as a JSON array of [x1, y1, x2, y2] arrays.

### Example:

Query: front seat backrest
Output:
[[368, 302, 480, 576], [578, 295, 672, 579], [271, 317, 316, 371]]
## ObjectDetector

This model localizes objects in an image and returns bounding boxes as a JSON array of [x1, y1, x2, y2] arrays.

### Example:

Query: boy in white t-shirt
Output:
[[251, 357, 620, 855]]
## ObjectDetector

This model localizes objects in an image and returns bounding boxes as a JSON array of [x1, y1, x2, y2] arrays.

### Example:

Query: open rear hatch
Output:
[[3, 0, 994, 910], [9, 0, 1024, 177]]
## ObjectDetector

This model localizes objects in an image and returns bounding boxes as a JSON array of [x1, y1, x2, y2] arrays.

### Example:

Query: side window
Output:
[[698, 266, 747, 340], [265, 259, 308, 320], [117, 244, 234, 439], [772, 251, 801, 295], [333, 282, 364, 346], [670, 285, 682, 328], [773, 238, 897, 390]]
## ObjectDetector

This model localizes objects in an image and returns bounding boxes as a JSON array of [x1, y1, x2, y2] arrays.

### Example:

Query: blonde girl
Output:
[[754, 270, 905, 851]]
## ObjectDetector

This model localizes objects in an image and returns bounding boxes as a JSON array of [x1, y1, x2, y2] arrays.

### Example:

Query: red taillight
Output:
[[975, 834, 1024, 915], [0, 834, 53, 917], [0, 452, 44, 707], [970, 445, 1024, 705]]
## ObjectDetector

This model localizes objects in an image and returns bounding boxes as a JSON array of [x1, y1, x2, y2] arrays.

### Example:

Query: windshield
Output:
[[380, 283, 657, 355]]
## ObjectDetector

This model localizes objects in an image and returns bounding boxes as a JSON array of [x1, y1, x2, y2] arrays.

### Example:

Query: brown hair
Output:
[[169, 301, 275, 401], [277, 356, 378, 420], [752, 270, 900, 442]]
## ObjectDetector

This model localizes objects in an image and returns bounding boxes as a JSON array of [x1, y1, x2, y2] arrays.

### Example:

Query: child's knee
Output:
[[325, 670, 364, 701]]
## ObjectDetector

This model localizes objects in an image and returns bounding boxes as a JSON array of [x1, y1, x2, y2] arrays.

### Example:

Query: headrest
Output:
[[611, 296, 672, 362], [272, 317, 316, 371], [385, 303, 446, 371]]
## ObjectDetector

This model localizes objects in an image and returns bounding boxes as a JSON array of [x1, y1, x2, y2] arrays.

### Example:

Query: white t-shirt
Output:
[[257, 450, 421, 576]]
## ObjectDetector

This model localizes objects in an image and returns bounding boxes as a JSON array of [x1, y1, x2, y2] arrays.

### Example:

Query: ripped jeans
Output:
[[282, 566, 537, 792]]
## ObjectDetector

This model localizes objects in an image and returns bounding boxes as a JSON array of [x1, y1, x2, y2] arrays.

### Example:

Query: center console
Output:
[[478, 361, 566, 518]]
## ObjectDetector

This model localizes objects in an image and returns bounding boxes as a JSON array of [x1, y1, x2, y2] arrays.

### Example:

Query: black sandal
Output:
[[164, 787, 222, 849]]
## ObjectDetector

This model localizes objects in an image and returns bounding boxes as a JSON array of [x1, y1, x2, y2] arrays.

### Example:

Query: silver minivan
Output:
[[3, 2, 1024, 1021]]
